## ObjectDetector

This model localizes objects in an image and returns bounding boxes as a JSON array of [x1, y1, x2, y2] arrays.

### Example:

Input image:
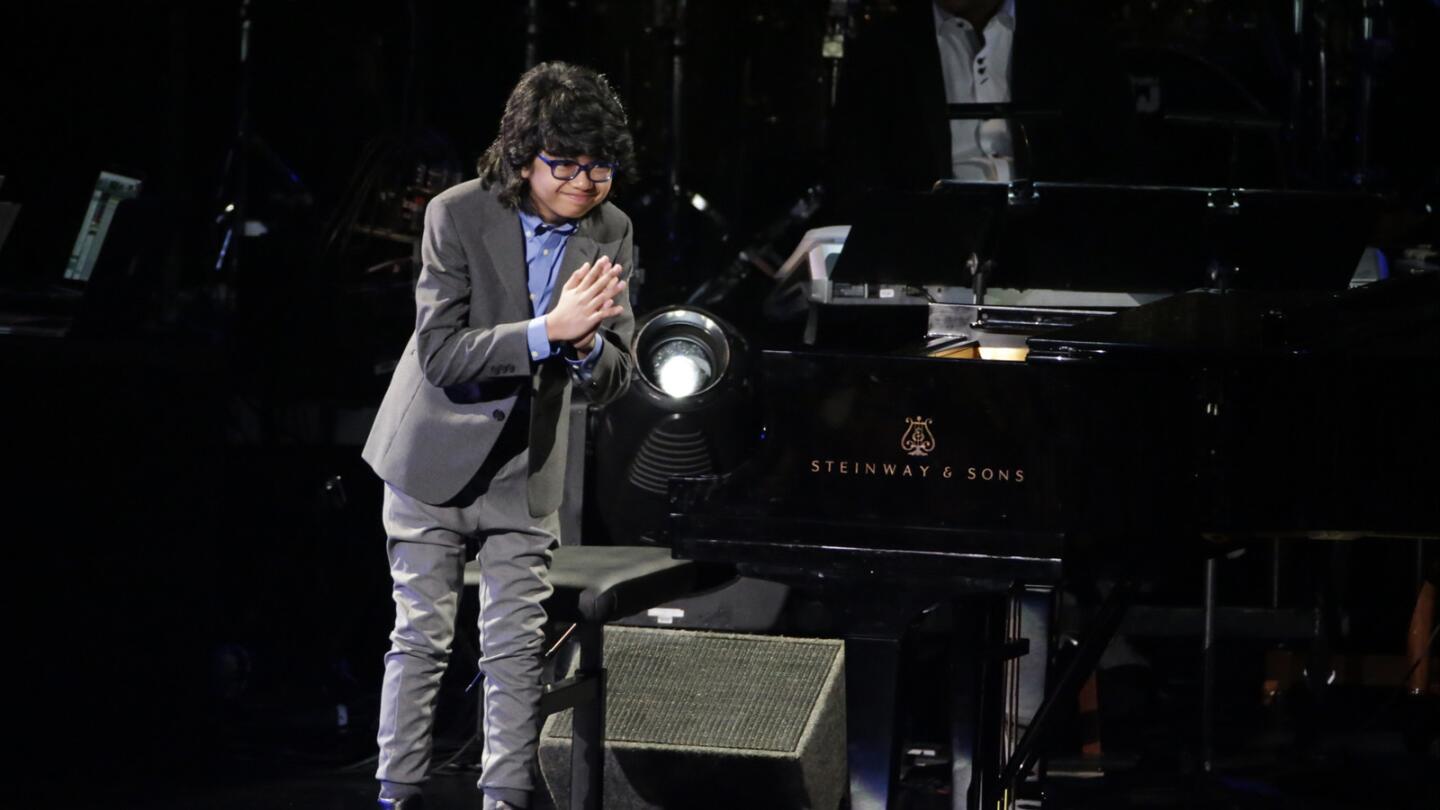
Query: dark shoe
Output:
[[377, 796, 424, 810]]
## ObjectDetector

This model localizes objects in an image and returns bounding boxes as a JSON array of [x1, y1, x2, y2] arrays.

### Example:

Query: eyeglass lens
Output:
[[551, 161, 614, 182]]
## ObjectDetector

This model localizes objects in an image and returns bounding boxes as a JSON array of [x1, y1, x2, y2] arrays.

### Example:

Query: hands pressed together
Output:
[[545, 255, 627, 357]]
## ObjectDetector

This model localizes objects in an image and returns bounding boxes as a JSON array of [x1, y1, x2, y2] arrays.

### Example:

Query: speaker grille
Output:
[[626, 426, 713, 495], [546, 627, 843, 753]]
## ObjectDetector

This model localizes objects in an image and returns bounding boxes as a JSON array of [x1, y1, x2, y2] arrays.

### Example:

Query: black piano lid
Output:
[[847, 182, 1385, 294], [1025, 289, 1329, 362], [1027, 271, 1440, 363], [829, 185, 1006, 287]]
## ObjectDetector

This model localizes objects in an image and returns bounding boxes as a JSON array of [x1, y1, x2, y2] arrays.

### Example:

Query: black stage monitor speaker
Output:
[[539, 627, 846, 810], [614, 576, 790, 632]]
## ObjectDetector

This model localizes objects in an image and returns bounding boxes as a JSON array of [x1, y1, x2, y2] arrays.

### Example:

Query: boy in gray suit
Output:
[[362, 62, 637, 810]]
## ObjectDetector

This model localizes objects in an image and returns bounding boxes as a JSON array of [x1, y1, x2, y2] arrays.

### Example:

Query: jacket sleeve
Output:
[[573, 213, 636, 406], [413, 196, 531, 388]]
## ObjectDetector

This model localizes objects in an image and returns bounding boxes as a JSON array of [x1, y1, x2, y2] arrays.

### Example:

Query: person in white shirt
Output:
[[827, 0, 1136, 216], [933, 0, 1017, 182]]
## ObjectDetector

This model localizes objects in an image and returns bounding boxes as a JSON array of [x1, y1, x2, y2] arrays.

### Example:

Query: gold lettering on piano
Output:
[[901, 416, 936, 457], [808, 460, 1025, 483], [802, 413, 1024, 483], [966, 467, 1026, 483]]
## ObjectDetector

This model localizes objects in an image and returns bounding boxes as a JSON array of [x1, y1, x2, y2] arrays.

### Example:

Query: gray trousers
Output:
[[376, 440, 559, 809]]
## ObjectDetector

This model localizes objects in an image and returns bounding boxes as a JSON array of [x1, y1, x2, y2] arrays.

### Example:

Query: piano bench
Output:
[[462, 545, 710, 810]]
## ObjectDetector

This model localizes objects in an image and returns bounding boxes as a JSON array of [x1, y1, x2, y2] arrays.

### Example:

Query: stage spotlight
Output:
[[587, 307, 756, 546], [635, 308, 733, 402]]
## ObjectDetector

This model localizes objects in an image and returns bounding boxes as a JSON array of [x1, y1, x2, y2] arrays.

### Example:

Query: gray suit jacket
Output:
[[362, 179, 636, 513]]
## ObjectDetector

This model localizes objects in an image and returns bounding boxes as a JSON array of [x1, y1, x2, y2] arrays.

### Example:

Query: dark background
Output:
[[1, 0, 1436, 803]]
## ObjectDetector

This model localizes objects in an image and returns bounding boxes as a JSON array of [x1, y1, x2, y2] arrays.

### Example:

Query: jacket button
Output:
[[493, 409, 506, 422]]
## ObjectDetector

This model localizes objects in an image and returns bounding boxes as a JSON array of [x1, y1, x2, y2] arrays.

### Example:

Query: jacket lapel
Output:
[[481, 213, 529, 313]]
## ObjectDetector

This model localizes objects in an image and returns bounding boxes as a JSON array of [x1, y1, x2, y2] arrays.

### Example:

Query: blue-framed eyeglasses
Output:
[[536, 153, 619, 183]]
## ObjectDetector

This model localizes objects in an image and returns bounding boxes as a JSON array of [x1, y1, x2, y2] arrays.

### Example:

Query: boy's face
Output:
[[522, 151, 612, 224]]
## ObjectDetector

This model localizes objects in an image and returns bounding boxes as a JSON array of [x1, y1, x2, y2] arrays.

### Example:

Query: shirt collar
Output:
[[933, 0, 1016, 33], [994, 0, 1016, 30], [518, 208, 577, 238]]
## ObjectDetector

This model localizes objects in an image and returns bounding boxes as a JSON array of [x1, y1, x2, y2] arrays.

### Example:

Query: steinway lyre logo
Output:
[[900, 416, 936, 457]]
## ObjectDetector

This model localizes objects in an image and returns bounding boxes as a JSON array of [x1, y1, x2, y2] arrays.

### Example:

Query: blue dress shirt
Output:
[[519, 209, 604, 381]]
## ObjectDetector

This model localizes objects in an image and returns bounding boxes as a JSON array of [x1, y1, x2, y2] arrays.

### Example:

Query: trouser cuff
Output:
[[482, 785, 530, 808], [379, 779, 424, 800]]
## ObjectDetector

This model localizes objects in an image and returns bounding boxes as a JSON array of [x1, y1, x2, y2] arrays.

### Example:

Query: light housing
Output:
[[587, 307, 755, 546], [634, 308, 733, 402]]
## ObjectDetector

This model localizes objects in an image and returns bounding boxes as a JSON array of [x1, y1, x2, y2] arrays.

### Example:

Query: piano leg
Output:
[[844, 634, 903, 810], [999, 580, 1133, 797], [842, 590, 1056, 810], [951, 592, 1042, 810], [948, 598, 1001, 810]]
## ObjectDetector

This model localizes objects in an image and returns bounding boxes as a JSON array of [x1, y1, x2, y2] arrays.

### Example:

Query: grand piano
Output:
[[665, 182, 1440, 810]]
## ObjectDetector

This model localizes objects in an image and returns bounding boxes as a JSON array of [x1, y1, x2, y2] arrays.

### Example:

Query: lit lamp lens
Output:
[[633, 308, 733, 401], [651, 339, 713, 398]]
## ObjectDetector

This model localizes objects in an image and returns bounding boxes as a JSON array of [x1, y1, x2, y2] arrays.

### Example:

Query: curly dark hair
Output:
[[478, 62, 636, 213]]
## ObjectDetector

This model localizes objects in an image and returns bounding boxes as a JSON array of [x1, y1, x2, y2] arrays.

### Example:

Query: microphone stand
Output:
[[214, 0, 254, 312], [213, 0, 306, 322]]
